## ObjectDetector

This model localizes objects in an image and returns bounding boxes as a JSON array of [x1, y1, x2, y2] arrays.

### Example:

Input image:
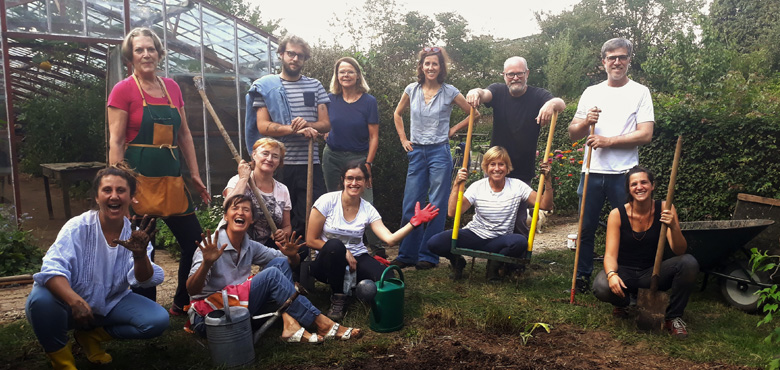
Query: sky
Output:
[[248, 0, 582, 45]]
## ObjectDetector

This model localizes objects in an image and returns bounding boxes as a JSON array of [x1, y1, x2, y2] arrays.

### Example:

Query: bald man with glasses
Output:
[[466, 56, 565, 237]]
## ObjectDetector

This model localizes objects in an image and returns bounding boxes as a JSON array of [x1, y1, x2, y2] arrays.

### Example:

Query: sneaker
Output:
[[664, 317, 689, 339], [390, 259, 414, 268], [575, 276, 591, 294], [449, 256, 467, 280], [415, 261, 437, 270], [612, 306, 630, 319], [326, 293, 349, 322]]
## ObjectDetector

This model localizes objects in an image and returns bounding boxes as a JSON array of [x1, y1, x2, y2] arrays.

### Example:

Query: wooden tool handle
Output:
[[194, 76, 277, 232], [570, 124, 596, 304], [650, 135, 683, 291], [193, 77, 241, 163], [305, 138, 314, 259]]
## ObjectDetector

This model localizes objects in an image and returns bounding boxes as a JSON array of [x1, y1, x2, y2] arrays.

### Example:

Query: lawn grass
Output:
[[2, 248, 776, 369]]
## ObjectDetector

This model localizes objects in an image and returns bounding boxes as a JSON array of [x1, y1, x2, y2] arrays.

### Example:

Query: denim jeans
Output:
[[191, 257, 321, 337], [576, 172, 627, 278], [26, 287, 169, 352], [397, 143, 453, 265], [592, 254, 699, 318]]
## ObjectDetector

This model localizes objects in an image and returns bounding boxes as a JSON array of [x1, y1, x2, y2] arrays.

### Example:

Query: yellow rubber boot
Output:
[[74, 327, 112, 364], [46, 343, 77, 370]]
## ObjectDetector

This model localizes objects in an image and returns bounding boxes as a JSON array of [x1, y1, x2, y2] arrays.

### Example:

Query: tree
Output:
[[207, 0, 285, 35], [709, 0, 780, 70], [543, 31, 593, 99]]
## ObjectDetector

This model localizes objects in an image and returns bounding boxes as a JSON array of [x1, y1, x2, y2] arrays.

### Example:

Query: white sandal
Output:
[[281, 327, 321, 343], [324, 323, 361, 340]]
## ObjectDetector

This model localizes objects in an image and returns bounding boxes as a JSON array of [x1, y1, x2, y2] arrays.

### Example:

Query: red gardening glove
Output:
[[410, 202, 439, 227]]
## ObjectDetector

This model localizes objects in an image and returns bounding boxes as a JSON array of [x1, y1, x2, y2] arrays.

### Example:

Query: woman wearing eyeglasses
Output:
[[107, 27, 209, 316], [306, 161, 439, 321], [221, 137, 292, 247], [321, 57, 384, 257], [392, 46, 476, 270]]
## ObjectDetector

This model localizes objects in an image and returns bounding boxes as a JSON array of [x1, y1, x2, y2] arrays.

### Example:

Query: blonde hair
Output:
[[252, 137, 286, 168], [481, 146, 514, 174], [121, 27, 165, 64], [329, 57, 370, 95]]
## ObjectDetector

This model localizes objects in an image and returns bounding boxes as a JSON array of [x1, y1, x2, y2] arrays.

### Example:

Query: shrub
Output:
[[0, 206, 42, 276], [641, 73, 780, 221], [18, 81, 106, 176], [750, 248, 780, 370], [155, 196, 224, 261]]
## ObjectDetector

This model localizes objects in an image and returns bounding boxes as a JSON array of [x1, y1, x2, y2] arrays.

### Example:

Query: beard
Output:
[[508, 82, 526, 95], [283, 62, 301, 77]]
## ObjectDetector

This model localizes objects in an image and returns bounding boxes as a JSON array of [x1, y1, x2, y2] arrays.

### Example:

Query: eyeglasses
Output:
[[502, 71, 527, 79], [284, 50, 307, 60], [256, 150, 280, 161], [344, 176, 365, 183], [423, 46, 441, 53], [338, 70, 356, 76], [605, 55, 629, 62]]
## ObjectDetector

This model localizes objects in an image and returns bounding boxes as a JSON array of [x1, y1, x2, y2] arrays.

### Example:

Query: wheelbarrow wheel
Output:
[[719, 261, 766, 313]]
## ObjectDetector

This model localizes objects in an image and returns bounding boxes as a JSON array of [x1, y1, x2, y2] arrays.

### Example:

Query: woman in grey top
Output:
[[392, 46, 476, 270]]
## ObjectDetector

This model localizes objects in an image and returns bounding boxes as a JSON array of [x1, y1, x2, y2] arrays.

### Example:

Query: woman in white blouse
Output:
[[306, 161, 439, 321], [25, 165, 168, 369]]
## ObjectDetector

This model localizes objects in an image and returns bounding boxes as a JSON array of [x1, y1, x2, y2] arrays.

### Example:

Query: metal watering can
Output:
[[369, 265, 405, 333], [205, 290, 255, 368]]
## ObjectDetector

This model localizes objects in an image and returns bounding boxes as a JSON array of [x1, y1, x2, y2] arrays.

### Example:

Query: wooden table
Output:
[[40, 162, 105, 219]]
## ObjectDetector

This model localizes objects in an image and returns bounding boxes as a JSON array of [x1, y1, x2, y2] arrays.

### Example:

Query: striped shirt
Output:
[[33, 210, 164, 316], [463, 177, 532, 239], [253, 75, 330, 165]]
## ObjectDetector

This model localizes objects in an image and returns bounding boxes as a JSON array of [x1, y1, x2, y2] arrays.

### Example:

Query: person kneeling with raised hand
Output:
[[25, 165, 169, 370], [186, 194, 361, 342]]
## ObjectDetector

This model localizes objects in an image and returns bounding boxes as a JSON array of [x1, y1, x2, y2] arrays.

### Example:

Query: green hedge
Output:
[[642, 73, 780, 221]]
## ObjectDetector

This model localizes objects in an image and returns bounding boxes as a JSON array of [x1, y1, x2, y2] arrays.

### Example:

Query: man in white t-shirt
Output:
[[568, 38, 655, 293]]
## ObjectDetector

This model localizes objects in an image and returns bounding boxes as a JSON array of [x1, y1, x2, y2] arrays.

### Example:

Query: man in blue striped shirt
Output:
[[254, 35, 331, 236]]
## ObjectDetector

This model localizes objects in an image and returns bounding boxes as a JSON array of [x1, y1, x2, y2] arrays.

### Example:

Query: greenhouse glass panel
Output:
[[165, 1, 201, 74], [86, 0, 124, 38], [6, 0, 49, 33], [47, 0, 85, 35]]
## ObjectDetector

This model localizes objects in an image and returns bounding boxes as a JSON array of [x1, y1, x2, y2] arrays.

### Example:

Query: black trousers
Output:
[[309, 239, 390, 294], [592, 254, 699, 318]]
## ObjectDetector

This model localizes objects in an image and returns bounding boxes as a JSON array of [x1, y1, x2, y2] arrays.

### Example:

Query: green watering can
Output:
[[369, 265, 405, 333]]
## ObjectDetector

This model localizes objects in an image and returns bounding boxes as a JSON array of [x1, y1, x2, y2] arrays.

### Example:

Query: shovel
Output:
[[527, 111, 558, 259], [570, 123, 595, 304], [636, 135, 683, 331], [193, 76, 277, 232], [451, 107, 475, 251], [299, 138, 316, 292]]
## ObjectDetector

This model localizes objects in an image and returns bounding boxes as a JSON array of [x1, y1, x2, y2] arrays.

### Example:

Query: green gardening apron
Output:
[[125, 74, 195, 217]]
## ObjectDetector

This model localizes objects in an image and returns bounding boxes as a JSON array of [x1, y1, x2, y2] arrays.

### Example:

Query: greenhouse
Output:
[[0, 0, 279, 219]]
